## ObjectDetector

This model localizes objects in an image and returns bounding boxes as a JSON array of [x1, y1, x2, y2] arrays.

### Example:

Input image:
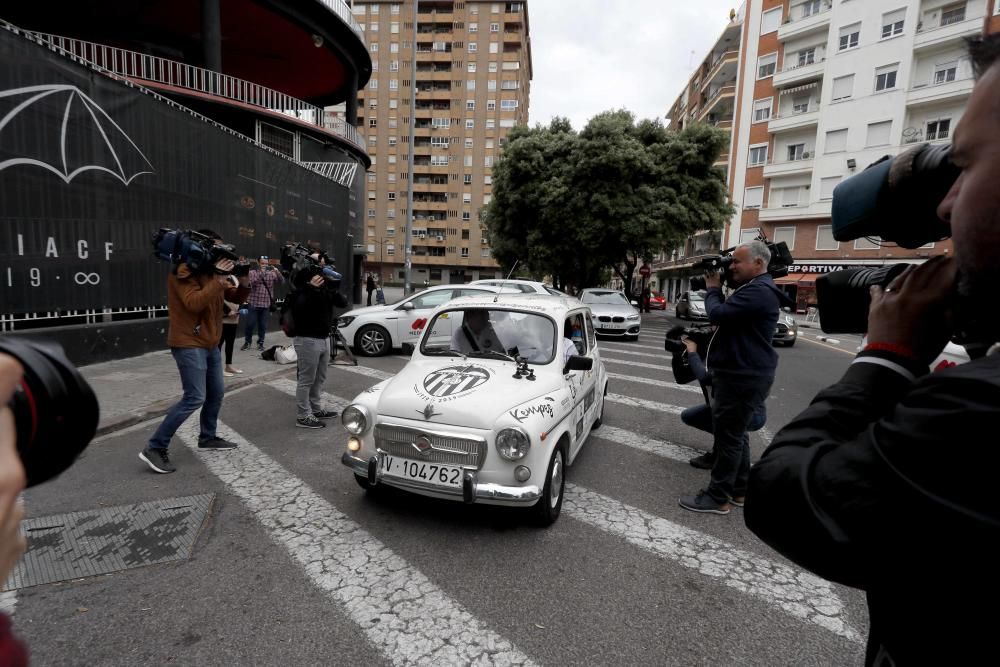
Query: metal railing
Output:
[[779, 55, 826, 73], [25, 29, 366, 151], [317, 0, 366, 41], [784, 1, 832, 24]]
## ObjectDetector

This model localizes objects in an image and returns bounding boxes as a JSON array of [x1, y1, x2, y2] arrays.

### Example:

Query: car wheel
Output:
[[532, 446, 565, 527], [355, 324, 390, 356], [592, 384, 607, 430]]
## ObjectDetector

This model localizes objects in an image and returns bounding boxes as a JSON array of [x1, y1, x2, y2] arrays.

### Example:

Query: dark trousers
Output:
[[219, 322, 237, 365], [706, 372, 773, 503], [367, 288, 374, 306], [243, 307, 269, 345]]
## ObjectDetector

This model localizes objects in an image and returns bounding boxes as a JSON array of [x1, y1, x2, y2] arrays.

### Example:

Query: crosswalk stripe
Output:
[[177, 416, 537, 666], [600, 348, 668, 360], [606, 393, 685, 415], [562, 484, 861, 642], [605, 372, 702, 395], [601, 357, 673, 373], [593, 425, 701, 462], [600, 342, 663, 352]]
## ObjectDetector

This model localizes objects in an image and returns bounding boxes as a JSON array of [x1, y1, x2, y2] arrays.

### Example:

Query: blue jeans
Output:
[[243, 307, 269, 346], [680, 402, 766, 435], [705, 372, 773, 503], [147, 347, 224, 450]]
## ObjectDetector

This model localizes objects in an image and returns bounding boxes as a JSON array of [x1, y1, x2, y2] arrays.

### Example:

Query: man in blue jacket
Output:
[[679, 240, 789, 514]]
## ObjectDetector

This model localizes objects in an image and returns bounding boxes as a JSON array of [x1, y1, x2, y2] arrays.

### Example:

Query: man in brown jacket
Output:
[[140, 230, 250, 474]]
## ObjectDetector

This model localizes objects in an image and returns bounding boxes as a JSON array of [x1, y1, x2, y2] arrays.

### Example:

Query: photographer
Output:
[[288, 253, 339, 429], [745, 36, 1000, 665], [140, 229, 250, 474], [242, 256, 284, 352], [678, 241, 789, 515]]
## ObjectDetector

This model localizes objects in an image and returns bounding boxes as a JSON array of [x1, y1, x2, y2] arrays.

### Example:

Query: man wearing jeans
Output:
[[242, 257, 283, 352], [288, 257, 338, 429], [678, 241, 789, 514], [140, 231, 250, 474]]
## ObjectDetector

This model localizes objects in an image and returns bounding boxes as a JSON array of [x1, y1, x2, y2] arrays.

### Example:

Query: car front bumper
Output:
[[342, 452, 543, 506]]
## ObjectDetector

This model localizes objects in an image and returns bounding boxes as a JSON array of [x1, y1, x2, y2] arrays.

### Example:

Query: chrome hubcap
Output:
[[549, 451, 563, 508], [361, 330, 385, 354]]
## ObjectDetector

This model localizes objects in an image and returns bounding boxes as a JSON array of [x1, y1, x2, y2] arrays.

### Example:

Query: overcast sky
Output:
[[526, 0, 743, 131]]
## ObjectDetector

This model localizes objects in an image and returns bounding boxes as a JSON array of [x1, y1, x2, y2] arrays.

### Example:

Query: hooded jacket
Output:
[[704, 273, 791, 376], [166, 264, 249, 348]]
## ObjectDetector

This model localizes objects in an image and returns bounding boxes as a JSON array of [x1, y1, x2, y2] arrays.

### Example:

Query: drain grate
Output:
[[5, 494, 215, 590]]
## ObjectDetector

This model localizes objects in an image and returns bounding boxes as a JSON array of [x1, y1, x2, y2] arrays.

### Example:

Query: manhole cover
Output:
[[5, 494, 215, 590]]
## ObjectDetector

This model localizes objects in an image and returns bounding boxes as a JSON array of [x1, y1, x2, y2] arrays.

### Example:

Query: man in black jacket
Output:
[[289, 259, 339, 429], [745, 35, 1000, 666], [678, 240, 790, 514]]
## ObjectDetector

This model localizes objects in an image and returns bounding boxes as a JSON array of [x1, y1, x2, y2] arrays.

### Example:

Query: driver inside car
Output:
[[451, 309, 509, 355]]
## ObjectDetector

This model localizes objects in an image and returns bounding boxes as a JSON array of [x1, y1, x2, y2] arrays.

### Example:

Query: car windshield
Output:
[[581, 291, 630, 306], [689, 292, 705, 302], [421, 307, 557, 364]]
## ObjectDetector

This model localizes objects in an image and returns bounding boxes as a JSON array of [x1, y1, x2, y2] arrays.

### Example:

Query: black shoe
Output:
[[313, 409, 339, 420], [257, 342, 265, 351], [689, 452, 716, 470], [240, 342, 251, 351], [678, 490, 731, 515], [139, 447, 176, 474], [296, 416, 326, 429], [198, 436, 239, 450]]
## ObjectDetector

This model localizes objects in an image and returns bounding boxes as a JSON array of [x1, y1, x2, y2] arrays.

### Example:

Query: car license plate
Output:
[[382, 455, 464, 488]]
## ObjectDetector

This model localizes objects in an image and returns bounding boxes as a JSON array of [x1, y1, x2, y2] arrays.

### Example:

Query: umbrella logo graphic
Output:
[[0, 84, 154, 185]]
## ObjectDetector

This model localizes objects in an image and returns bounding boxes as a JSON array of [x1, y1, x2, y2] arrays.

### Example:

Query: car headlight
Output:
[[784, 315, 796, 326], [496, 427, 531, 460], [337, 316, 356, 328], [626, 314, 640, 321], [341, 405, 371, 435]]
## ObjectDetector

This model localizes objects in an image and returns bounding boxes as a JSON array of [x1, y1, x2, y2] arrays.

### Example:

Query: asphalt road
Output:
[[12, 310, 868, 666]]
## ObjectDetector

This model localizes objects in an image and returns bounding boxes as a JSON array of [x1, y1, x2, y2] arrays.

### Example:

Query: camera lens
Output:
[[0, 338, 99, 488]]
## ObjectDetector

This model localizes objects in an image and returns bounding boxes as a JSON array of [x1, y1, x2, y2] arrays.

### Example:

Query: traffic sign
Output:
[[638, 265, 651, 276]]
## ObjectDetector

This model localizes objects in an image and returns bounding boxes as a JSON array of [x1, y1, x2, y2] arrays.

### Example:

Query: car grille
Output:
[[375, 424, 487, 469], [597, 315, 625, 323], [776, 323, 789, 334]]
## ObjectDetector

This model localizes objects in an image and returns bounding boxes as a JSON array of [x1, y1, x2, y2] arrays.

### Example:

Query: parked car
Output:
[[773, 310, 798, 347], [674, 290, 708, 320], [579, 289, 642, 340], [469, 278, 573, 297], [649, 292, 667, 310], [340, 294, 608, 525], [337, 284, 516, 356]]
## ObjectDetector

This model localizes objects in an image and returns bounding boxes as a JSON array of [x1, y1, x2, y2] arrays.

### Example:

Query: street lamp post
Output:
[[404, 0, 418, 296]]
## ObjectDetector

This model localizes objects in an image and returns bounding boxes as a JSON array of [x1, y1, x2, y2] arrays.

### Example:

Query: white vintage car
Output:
[[341, 294, 609, 525]]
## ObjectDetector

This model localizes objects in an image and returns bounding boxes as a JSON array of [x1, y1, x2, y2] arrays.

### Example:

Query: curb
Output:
[[94, 366, 297, 437]]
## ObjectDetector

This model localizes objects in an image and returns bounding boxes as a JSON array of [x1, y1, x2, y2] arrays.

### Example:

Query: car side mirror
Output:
[[401, 302, 415, 311], [563, 356, 594, 374], [401, 342, 415, 356], [631, 301, 639, 307], [782, 306, 792, 313]]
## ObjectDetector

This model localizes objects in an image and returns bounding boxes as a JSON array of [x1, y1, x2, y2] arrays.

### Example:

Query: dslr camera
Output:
[[816, 143, 958, 335], [152, 228, 243, 275], [0, 338, 99, 488], [689, 236, 794, 290]]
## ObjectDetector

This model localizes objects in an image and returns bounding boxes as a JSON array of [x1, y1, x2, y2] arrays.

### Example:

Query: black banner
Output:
[[1, 29, 354, 315]]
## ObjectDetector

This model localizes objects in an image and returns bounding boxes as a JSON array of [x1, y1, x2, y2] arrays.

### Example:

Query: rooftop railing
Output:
[[317, 0, 366, 41], [23, 29, 366, 151]]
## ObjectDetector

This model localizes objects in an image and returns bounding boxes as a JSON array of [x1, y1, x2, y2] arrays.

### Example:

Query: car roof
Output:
[[433, 293, 589, 318]]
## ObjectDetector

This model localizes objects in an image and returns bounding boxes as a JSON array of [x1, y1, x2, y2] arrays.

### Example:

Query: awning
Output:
[[779, 81, 819, 95]]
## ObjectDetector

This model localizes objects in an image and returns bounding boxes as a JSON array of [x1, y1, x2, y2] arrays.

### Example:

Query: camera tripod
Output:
[[328, 322, 357, 366]]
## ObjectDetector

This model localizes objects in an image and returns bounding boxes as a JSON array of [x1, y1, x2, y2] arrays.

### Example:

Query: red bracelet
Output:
[[863, 342, 916, 358]]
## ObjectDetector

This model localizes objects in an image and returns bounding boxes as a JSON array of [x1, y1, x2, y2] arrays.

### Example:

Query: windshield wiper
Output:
[[423, 348, 464, 357], [467, 349, 516, 362]]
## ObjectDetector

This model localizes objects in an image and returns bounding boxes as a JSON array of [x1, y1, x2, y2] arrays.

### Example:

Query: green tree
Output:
[[484, 111, 732, 293]]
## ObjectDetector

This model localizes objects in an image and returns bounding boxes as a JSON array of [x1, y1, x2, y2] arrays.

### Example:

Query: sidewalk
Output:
[[81, 331, 354, 437]]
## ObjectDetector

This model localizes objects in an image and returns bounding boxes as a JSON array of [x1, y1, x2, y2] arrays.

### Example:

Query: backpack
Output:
[[279, 293, 296, 338]]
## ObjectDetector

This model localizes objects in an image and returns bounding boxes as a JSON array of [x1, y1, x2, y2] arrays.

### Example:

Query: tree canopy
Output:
[[483, 110, 733, 292]]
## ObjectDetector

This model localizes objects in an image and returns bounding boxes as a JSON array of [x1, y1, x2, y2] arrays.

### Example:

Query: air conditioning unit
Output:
[[418, 233, 426, 239], [436, 235, 444, 241], [802, 151, 812, 158]]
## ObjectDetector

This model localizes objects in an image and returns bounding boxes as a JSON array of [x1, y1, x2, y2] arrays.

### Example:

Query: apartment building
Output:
[[662, 0, 990, 312], [352, 0, 532, 286]]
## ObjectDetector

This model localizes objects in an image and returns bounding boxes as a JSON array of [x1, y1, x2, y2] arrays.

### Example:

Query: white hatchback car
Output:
[[341, 294, 608, 525], [337, 284, 514, 356], [469, 278, 573, 297]]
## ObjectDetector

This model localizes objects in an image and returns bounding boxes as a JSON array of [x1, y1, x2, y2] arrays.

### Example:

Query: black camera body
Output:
[[664, 324, 714, 386], [279, 243, 349, 308], [152, 228, 239, 274], [818, 143, 960, 334], [690, 239, 794, 290]]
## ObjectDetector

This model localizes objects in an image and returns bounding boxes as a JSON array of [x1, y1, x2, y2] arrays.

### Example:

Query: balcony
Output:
[[763, 154, 815, 178], [777, 2, 833, 41], [701, 50, 739, 91], [907, 76, 975, 107], [914, 14, 983, 51], [759, 200, 831, 221], [773, 58, 825, 89], [769, 107, 820, 133], [698, 84, 736, 120]]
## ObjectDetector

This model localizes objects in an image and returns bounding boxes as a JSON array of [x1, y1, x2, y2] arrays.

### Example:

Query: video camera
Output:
[[816, 143, 958, 334], [279, 243, 343, 285], [152, 228, 246, 275], [663, 324, 714, 386], [689, 236, 794, 291], [0, 338, 98, 488]]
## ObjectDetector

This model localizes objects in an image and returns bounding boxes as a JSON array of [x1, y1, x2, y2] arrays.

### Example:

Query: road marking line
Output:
[[799, 336, 856, 356], [599, 348, 667, 360], [601, 357, 673, 373], [599, 342, 663, 352], [0, 590, 17, 616], [563, 484, 861, 643], [593, 425, 702, 463], [606, 393, 685, 415], [605, 372, 703, 395], [177, 417, 537, 667]]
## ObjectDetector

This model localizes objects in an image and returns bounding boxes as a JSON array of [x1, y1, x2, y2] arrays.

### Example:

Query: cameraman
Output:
[[140, 230, 250, 474], [288, 254, 339, 429], [745, 36, 1000, 665], [242, 256, 284, 352], [678, 241, 789, 515], [0, 355, 28, 665]]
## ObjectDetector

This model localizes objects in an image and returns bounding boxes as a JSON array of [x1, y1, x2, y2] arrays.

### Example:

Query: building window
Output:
[[369, 79, 378, 90], [390, 21, 399, 33], [485, 138, 494, 149], [752, 98, 772, 122], [387, 208, 396, 219], [462, 211, 471, 220], [368, 173, 376, 183], [370, 5, 379, 14], [391, 42, 399, 53], [824, 128, 848, 153], [761, 6, 782, 34], [464, 155, 473, 167], [386, 244, 395, 256], [463, 174, 472, 184], [787, 143, 806, 161], [369, 23, 378, 32], [881, 9, 905, 38], [839, 23, 861, 51], [387, 227, 396, 236], [463, 193, 472, 203], [389, 79, 399, 90], [773, 226, 796, 250], [744, 186, 763, 209], [468, 62, 477, 72], [390, 60, 399, 71], [388, 174, 396, 183], [391, 3, 400, 14], [487, 118, 496, 129], [485, 156, 493, 167], [488, 79, 497, 91], [368, 190, 376, 200], [467, 100, 476, 110], [874, 64, 898, 92], [941, 3, 966, 25], [489, 62, 498, 72], [748, 145, 768, 166], [816, 225, 839, 250], [469, 42, 477, 52], [470, 22, 478, 32], [831, 74, 854, 101], [797, 47, 816, 67], [800, 0, 822, 17], [792, 96, 811, 114], [866, 120, 892, 147], [465, 138, 474, 148], [367, 208, 376, 218], [757, 53, 777, 79], [461, 247, 469, 258], [462, 229, 471, 240], [934, 61, 957, 84], [926, 118, 951, 140], [500, 99, 518, 110], [387, 192, 396, 201], [388, 136, 397, 147], [371, 43, 378, 52], [739, 228, 760, 244], [487, 100, 496, 111], [820, 176, 842, 200], [465, 119, 475, 129], [490, 22, 500, 32], [369, 118, 377, 127]]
